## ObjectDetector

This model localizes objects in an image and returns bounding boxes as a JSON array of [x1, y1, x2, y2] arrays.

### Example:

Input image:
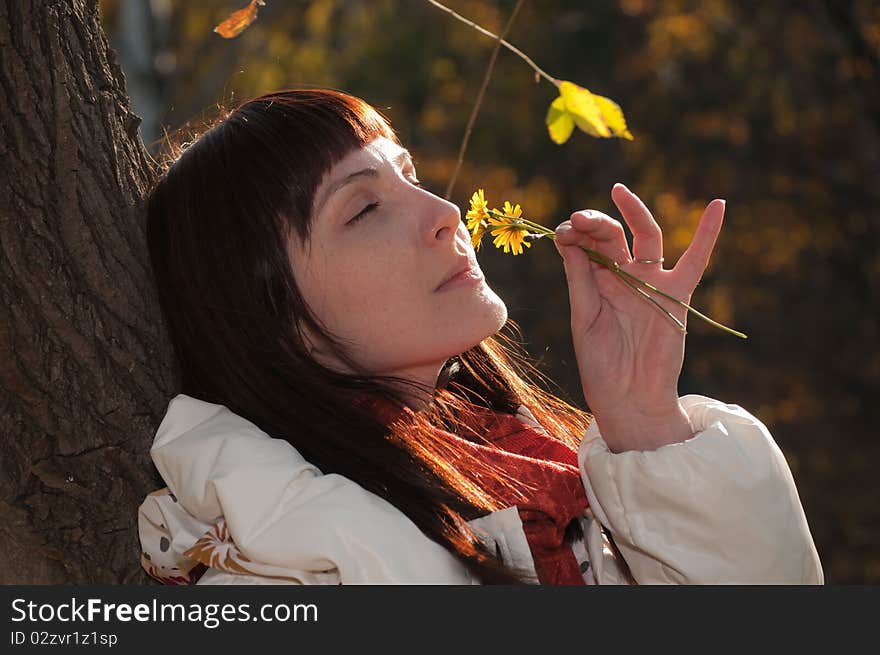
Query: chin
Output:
[[492, 300, 508, 331], [481, 287, 508, 330], [470, 295, 508, 341], [446, 303, 507, 357]]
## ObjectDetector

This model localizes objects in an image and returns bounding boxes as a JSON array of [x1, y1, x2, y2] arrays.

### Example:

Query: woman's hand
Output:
[[554, 183, 726, 453]]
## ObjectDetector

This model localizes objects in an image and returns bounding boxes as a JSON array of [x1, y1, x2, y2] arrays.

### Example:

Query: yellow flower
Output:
[[489, 200, 523, 223], [466, 192, 535, 255], [488, 201, 532, 256], [489, 223, 532, 256], [465, 188, 490, 251]]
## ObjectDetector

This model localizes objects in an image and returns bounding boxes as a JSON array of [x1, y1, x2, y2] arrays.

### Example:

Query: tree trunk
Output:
[[0, 0, 172, 583]]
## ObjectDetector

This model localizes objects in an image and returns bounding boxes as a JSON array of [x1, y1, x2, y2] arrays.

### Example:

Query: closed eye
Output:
[[348, 202, 380, 225], [346, 178, 429, 225]]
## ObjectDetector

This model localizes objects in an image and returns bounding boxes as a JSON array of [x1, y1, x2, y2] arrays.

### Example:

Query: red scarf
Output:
[[357, 395, 590, 585]]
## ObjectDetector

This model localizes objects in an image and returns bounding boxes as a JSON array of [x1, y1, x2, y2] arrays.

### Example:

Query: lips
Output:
[[435, 257, 477, 291]]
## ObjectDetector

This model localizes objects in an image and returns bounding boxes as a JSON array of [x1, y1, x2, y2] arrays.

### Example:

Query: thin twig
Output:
[[444, 0, 526, 200], [425, 0, 558, 86]]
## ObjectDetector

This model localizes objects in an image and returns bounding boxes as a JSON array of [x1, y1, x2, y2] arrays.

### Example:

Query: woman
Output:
[[138, 88, 823, 585]]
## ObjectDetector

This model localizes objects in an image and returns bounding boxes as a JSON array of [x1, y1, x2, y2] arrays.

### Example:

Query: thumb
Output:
[[555, 223, 601, 327]]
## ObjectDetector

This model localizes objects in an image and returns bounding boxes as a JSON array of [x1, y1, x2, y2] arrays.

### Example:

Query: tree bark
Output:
[[0, 0, 173, 583]]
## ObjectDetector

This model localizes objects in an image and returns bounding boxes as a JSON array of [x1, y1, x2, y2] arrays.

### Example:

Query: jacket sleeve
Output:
[[578, 394, 824, 584]]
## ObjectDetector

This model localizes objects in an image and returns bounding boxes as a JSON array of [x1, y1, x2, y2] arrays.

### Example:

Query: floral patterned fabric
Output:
[[139, 487, 340, 585]]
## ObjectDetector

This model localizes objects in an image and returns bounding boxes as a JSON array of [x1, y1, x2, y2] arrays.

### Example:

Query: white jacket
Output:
[[137, 393, 824, 585]]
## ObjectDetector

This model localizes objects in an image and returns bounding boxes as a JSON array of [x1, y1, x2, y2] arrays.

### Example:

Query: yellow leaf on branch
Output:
[[214, 0, 266, 39], [545, 80, 634, 143], [593, 93, 633, 140], [560, 80, 609, 137], [546, 96, 575, 145]]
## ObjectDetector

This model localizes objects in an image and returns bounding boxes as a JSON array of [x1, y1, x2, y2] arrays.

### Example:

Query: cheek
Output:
[[315, 251, 415, 332]]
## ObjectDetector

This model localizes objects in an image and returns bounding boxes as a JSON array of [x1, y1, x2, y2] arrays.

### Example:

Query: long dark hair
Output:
[[146, 88, 599, 584]]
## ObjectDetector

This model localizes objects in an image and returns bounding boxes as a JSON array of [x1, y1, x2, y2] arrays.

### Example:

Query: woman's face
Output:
[[287, 136, 508, 398]]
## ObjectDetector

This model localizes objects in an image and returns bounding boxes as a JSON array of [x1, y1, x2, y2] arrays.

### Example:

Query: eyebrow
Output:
[[315, 148, 414, 217]]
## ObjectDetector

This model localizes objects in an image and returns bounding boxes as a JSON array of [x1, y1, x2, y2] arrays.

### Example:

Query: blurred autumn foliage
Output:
[[100, 0, 879, 583]]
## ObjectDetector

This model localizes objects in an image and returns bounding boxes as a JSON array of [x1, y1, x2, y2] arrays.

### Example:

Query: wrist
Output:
[[592, 401, 694, 454]]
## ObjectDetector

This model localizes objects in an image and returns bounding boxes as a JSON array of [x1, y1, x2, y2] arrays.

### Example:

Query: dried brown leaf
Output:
[[213, 0, 266, 39]]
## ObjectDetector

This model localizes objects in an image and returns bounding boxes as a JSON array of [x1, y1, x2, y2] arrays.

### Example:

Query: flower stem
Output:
[[483, 211, 748, 339], [614, 271, 688, 333], [612, 267, 748, 339]]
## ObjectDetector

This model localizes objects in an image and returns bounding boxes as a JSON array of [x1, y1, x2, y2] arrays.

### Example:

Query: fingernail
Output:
[[556, 223, 573, 237], [614, 182, 630, 192]]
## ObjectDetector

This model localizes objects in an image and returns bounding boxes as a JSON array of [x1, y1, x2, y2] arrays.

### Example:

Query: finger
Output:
[[672, 199, 726, 284], [556, 210, 632, 266], [554, 223, 601, 329], [610, 183, 663, 264]]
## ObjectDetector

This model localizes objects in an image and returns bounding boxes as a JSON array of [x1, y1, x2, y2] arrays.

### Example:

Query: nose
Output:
[[427, 197, 463, 245]]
